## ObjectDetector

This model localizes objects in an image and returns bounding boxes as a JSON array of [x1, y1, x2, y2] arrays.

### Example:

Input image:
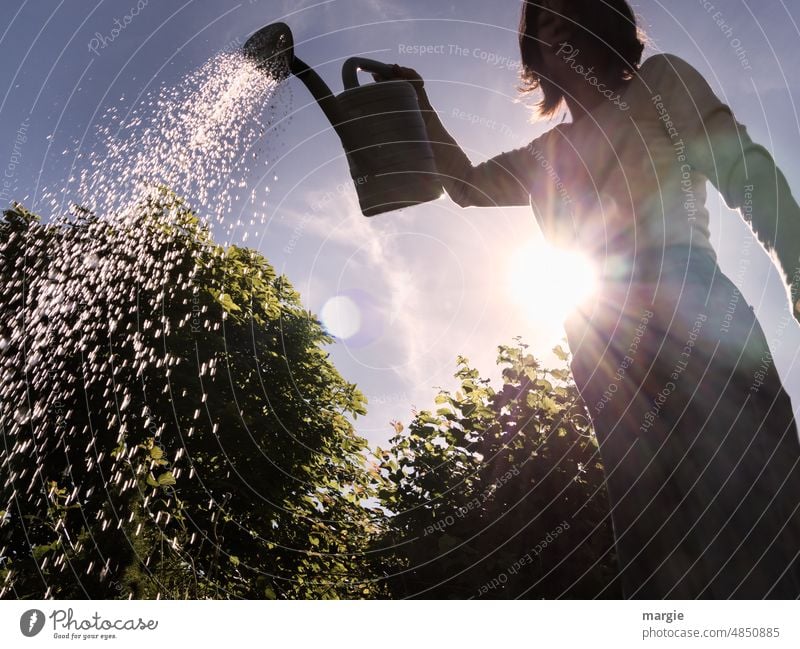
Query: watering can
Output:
[[243, 22, 442, 217]]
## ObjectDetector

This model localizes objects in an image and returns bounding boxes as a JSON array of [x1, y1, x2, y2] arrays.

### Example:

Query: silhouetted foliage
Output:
[[1, 193, 618, 600], [373, 340, 620, 598], [0, 193, 385, 599]]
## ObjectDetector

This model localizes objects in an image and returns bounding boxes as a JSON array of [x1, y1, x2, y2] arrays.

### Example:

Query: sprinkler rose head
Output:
[[243, 22, 294, 80]]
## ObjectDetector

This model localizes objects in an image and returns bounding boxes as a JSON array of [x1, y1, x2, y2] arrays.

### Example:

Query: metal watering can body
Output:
[[243, 24, 441, 216], [337, 58, 442, 216]]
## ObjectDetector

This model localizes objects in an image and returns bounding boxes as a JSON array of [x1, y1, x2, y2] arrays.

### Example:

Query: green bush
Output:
[[0, 192, 384, 599], [0, 191, 617, 600], [373, 340, 620, 598]]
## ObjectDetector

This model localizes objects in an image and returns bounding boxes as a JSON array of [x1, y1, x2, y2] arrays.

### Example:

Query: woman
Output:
[[378, 0, 800, 598]]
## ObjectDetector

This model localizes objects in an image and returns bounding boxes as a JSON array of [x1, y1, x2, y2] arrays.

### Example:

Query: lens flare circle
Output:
[[320, 288, 385, 346], [321, 295, 361, 339]]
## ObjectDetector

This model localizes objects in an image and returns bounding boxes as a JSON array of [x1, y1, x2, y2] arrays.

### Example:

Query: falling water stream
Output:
[[0, 49, 291, 595], [70, 50, 285, 237]]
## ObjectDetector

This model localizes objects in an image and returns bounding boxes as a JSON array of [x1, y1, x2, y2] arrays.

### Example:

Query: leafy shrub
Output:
[[374, 339, 620, 598], [0, 193, 384, 599]]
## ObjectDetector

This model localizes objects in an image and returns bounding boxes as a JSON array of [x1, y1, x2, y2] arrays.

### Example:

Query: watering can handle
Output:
[[342, 57, 397, 90]]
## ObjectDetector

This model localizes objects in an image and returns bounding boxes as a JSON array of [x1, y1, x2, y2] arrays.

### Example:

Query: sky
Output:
[[2, 0, 800, 445]]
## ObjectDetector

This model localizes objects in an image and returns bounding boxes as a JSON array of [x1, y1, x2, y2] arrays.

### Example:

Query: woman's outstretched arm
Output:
[[376, 65, 538, 208], [648, 54, 800, 321]]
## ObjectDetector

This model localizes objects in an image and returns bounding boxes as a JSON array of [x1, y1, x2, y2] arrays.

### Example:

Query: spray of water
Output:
[[0, 49, 293, 596], [60, 50, 287, 240]]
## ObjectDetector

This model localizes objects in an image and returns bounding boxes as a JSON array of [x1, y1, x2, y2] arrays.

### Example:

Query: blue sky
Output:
[[2, 0, 800, 445]]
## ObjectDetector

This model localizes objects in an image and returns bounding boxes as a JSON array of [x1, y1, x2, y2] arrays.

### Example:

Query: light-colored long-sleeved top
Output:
[[417, 53, 800, 305]]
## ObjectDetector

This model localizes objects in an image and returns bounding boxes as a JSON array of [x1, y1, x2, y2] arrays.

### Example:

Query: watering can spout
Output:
[[243, 22, 345, 131], [243, 22, 442, 216]]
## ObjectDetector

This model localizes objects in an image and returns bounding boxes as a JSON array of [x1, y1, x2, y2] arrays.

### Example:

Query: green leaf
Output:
[[157, 471, 176, 487], [541, 396, 559, 414], [32, 541, 60, 560], [229, 555, 240, 567], [217, 292, 241, 312], [551, 368, 571, 381], [150, 446, 164, 460], [553, 345, 569, 361]]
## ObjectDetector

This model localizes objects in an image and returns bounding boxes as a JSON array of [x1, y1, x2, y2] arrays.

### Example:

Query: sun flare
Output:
[[506, 240, 598, 328]]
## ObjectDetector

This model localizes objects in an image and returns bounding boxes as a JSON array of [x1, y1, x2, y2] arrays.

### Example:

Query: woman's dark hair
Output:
[[519, 0, 645, 117]]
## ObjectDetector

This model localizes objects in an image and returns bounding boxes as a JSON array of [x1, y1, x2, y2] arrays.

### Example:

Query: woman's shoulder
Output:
[[636, 53, 711, 92]]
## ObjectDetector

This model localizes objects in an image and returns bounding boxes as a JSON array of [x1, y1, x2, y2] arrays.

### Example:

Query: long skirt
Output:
[[565, 244, 800, 598]]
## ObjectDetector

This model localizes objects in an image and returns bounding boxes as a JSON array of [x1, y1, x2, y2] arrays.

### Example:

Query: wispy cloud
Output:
[[297, 186, 436, 388]]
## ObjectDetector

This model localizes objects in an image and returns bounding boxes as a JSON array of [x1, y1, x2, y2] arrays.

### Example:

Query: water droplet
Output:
[[14, 406, 30, 425]]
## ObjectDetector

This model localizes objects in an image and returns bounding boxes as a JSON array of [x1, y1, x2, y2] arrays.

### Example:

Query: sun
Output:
[[506, 240, 598, 329]]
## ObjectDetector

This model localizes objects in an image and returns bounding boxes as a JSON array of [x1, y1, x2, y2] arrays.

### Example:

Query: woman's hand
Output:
[[371, 63, 423, 86]]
